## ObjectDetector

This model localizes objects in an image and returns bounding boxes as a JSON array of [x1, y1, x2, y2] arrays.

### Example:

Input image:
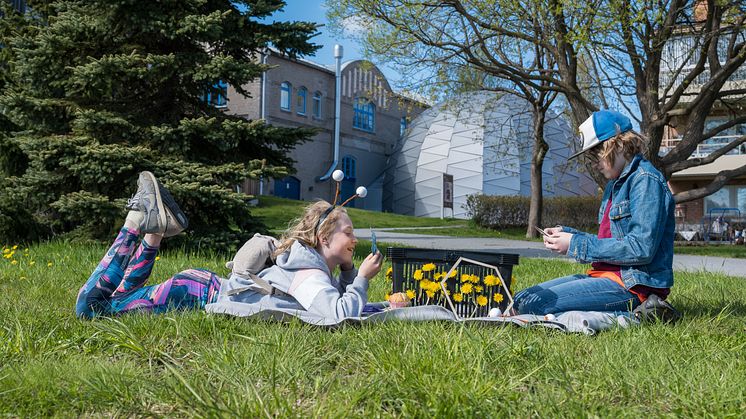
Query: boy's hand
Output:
[[543, 232, 572, 255], [359, 251, 383, 280], [544, 226, 563, 236]]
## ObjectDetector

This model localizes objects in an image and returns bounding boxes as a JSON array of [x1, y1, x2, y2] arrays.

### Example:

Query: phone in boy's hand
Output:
[[370, 229, 377, 254], [534, 226, 550, 237]]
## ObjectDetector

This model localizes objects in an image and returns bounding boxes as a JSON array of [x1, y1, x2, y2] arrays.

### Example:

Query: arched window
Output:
[[342, 155, 357, 179], [353, 97, 375, 132], [296, 87, 307, 115], [280, 82, 291, 111], [312, 91, 322, 119], [202, 80, 228, 108]]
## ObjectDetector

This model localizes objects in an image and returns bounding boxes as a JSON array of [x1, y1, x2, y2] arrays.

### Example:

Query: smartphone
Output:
[[370, 229, 378, 254], [534, 226, 550, 237]]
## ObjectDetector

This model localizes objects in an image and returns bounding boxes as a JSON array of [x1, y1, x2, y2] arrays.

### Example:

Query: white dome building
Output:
[[384, 91, 596, 218]]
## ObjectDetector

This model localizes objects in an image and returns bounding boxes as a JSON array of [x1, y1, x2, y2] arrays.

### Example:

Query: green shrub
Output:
[[464, 193, 600, 230]]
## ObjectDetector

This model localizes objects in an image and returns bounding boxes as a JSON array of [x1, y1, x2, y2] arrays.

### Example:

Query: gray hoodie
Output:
[[205, 241, 369, 323]]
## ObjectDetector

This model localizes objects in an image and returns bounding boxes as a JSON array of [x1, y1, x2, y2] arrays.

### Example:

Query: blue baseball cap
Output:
[[569, 110, 633, 159]]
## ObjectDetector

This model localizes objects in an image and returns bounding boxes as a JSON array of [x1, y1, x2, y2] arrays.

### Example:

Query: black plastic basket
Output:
[[387, 247, 520, 318]]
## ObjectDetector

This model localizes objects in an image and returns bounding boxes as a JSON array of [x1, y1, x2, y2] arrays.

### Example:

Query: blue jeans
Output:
[[513, 274, 641, 315]]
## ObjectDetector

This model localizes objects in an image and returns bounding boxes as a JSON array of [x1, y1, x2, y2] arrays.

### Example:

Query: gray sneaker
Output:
[[156, 180, 188, 237], [125, 171, 166, 234]]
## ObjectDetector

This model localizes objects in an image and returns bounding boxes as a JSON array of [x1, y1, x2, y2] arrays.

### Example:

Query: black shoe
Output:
[[633, 294, 682, 324]]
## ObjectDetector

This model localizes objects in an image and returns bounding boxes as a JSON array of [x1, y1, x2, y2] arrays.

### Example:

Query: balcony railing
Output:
[[659, 135, 746, 158]]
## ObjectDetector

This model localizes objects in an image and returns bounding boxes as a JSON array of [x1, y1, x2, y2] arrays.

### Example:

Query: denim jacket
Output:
[[564, 154, 675, 290]]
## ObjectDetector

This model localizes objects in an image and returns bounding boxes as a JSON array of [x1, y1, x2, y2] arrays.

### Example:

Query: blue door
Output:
[[274, 176, 300, 200], [341, 156, 357, 207]]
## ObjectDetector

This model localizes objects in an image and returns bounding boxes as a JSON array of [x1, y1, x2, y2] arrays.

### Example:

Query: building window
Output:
[[312, 91, 322, 119], [704, 185, 746, 214], [400, 116, 408, 137], [296, 87, 307, 115], [353, 97, 375, 132], [342, 155, 357, 179], [280, 81, 291, 111], [203, 80, 228, 108]]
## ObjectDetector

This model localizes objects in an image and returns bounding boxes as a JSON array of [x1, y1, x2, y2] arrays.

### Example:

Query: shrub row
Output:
[[464, 193, 601, 230]]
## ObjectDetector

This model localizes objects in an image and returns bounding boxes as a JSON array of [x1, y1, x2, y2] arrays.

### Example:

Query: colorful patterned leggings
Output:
[[75, 227, 222, 319]]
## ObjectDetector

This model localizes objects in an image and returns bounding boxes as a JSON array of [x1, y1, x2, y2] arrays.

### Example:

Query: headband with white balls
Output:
[[314, 169, 368, 236]]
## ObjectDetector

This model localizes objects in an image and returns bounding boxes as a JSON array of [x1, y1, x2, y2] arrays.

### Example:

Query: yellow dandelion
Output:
[[2, 248, 9, 253], [484, 274, 498, 286], [47, 262, 53, 267], [460, 274, 471, 283], [12, 245, 17, 250], [434, 272, 443, 281], [493, 293, 504, 303], [413, 270, 424, 280], [11, 260, 18, 265], [3, 252, 13, 259], [385, 267, 393, 280], [448, 270, 457, 278], [426, 290, 435, 298], [476, 295, 488, 306], [155, 256, 161, 261], [461, 283, 473, 294], [406, 289, 416, 299], [422, 263, 436, 272], [384, 292, 391, 301], [453, 293, 464, 302], [470, 274, 480, 283], [475, 285, 483, 293]]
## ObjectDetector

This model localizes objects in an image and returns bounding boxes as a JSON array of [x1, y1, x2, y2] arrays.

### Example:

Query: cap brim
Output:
[[568, 142, 602, 160]]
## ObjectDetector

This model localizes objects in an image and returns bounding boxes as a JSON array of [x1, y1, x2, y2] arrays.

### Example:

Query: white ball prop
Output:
[[332, 170, 344, 182], [356, 186, 368, 198], [488, 307, 502, 318]]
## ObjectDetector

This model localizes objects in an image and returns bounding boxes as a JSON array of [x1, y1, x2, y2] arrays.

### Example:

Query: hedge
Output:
[[464, 193, 601, 230]]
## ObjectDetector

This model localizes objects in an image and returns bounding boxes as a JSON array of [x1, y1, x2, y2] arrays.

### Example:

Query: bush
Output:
[[464, 193, 600, 230]]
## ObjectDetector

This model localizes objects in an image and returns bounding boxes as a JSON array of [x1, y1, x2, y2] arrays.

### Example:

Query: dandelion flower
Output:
[[406, 289, 416, 299], [155, 256, 161, 261], [475, 285, 483, 293], [426, 290, 435, 298], [385, 292, 391, 301], [422, 263, 436, 272], [476, 295, 488, 306], [461, 283, 473, 294], [453, 293, 463, 302], [484, 274, 498, 286], [386, 267, 393, 280], [11, 260, 17, 265], [434, 272, 443, 281], [12, 245, 17, 250], [448, 270, 457, 278], [47, 262, 53, 267], [470, 274, 480, 283], [461, 274, 471, 283], [493, 293, 504, 303], [413, 270, 424, 280]]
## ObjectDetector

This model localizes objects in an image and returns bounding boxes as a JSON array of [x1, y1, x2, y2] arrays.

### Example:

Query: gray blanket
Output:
[[206, 302, 639, 335]]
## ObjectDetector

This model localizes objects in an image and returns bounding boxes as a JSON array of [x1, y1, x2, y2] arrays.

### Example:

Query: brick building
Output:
[[224, 49, 426, 211]]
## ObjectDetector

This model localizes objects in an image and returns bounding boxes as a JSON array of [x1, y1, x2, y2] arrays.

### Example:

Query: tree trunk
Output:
[[526, 105, 549, 239]]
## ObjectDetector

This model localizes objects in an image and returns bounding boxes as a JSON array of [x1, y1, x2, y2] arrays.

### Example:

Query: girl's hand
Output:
[[543, 232, 572, 255], [544, 226, 563, 236], [358, 251, 383, 280]]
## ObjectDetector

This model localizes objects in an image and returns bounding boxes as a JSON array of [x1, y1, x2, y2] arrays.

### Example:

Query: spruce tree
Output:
[[0, 0, 318, 250]]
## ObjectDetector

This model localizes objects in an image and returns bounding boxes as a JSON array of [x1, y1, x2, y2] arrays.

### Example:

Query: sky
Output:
[[262, 0, 400, 84]]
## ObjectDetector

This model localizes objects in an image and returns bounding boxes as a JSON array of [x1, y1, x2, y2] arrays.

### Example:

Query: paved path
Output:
[[356, 229, 746, 278]]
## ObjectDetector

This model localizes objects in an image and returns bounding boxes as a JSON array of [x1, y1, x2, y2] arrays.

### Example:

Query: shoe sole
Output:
[[157, 180, 189, 230], [140, 171, 168, 232]]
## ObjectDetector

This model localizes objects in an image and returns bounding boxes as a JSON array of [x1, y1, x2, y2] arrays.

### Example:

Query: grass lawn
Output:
[[1, 240, 744, 416], [673, 243, 746, 259]]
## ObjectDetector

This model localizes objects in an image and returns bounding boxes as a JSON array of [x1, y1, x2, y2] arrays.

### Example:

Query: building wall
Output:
[[225, 53, 426, 210]]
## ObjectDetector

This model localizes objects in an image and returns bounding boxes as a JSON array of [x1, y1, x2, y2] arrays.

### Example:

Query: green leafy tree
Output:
[[0, 0, 318, 250]]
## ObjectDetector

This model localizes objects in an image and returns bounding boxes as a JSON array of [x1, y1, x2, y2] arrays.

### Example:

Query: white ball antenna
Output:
[[332, 170, 344, 182], [356, 186, 368, 198]]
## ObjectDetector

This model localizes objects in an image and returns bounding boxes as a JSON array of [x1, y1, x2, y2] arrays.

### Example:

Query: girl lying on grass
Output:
[[514, 110, 681, 322], [75, 171, 383, 321]]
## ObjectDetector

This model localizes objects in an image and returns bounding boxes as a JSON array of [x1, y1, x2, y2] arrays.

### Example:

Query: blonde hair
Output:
[[597, 130, 647, 166], [274, 200, 348, 256]]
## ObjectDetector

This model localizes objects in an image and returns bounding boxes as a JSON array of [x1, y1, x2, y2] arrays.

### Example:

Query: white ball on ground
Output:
[[545, 313, 556, 321], [356, 186, 368, 198], [488, 307, 502, 317], [332, 170, 344, 181]]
